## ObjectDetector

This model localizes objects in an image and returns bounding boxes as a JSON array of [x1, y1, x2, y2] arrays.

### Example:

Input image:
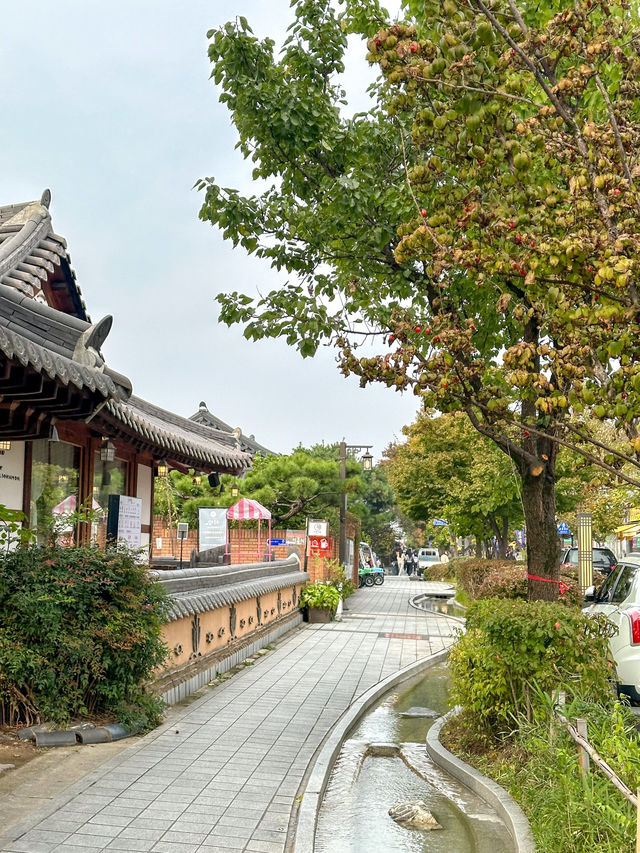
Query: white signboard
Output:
[[108, 495, 142, 548], [307, 519, 328, 537], [198, 507, 227, 552], [0, 443, 24, 511]]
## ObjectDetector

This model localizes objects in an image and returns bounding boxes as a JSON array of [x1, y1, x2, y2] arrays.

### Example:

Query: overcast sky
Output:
[[2, 1, 414, 459]]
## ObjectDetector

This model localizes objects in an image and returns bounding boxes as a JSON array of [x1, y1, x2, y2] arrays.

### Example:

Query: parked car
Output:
[[561, 546, 617, 578], [417, 547, 441, 571], [583, 557, 640, 705]]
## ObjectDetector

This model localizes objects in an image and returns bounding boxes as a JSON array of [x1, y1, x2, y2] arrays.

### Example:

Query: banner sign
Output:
[[198, 507, 227, 552], [286, 530, 306, 547], [107, 495, 142, 548]]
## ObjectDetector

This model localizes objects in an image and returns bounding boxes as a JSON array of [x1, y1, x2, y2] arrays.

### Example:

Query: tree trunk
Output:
[[475, 537, 483, 558], [488, 514, 510, 558], [521, 466, 560, 601]]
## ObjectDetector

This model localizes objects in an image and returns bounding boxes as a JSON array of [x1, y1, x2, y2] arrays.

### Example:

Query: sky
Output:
[[1, 1, 414, 460]]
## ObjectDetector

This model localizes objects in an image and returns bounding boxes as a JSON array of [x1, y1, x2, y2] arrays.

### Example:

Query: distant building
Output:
[[189, 401, 276, 458]]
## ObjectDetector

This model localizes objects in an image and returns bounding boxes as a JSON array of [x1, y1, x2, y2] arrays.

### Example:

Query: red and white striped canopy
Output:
[[226, 498, 271, 521]]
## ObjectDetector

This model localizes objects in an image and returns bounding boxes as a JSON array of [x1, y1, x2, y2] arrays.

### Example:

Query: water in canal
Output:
[[315, 660, 513, 853]]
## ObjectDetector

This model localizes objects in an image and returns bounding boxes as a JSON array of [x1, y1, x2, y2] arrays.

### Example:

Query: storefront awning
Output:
[[615, 521, 640, 538]]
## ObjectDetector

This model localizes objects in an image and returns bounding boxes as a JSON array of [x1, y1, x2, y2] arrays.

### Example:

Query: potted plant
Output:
[[299, 582, 341, 623]]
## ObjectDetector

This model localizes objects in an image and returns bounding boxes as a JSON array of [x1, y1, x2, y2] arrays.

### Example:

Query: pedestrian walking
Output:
[[397, 550, 405, 574]]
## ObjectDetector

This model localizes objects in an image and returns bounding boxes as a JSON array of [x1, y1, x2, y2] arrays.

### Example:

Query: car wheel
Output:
[[364, 575, 375, 586], [374, 574, 384, 585]]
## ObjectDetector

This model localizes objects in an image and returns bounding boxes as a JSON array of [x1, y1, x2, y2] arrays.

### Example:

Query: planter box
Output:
[[308, 607, 334, 624]]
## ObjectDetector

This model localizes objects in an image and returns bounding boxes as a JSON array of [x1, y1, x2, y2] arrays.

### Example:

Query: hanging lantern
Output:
[[100, 439, 116, 463]]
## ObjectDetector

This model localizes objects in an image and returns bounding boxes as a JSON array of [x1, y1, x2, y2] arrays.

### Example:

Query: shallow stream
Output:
[[315, 630, 514, 852]]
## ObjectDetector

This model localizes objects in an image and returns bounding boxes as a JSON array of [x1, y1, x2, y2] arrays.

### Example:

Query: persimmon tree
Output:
[[201, 0, 640, 597]]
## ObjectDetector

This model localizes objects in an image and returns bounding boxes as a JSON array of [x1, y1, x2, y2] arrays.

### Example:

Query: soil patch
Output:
[[0, 732, 39, 771]]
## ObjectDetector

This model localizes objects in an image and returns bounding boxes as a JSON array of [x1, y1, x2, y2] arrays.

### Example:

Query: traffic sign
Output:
[[433, 519, 448, 526], [557, 522, 571, 535]]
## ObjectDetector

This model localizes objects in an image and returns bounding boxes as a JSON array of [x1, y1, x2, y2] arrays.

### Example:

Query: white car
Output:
[[417, 547, 441, 571], [583, 556, 640, 705]]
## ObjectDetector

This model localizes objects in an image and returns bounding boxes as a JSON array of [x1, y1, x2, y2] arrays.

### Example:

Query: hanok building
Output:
[[0, 191, 251, 553], [189, 401, 275, 458]]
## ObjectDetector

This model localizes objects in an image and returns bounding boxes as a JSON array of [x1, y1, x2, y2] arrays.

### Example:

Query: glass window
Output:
[[92, 452, 128, 547], [30, 440, 81, 546], [597, 565, 623, 603], [611, 564, 639, 604]]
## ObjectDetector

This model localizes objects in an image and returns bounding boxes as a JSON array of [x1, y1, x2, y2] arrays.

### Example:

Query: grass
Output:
[[443, 701, 640, 853], [453, 586, 472, 607]]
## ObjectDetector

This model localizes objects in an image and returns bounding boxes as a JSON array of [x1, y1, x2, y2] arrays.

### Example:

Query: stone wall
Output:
[[151, 555, 309, 705]]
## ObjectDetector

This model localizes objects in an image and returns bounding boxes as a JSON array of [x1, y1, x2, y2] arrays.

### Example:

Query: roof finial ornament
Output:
[[40, 189, 51, 209], [199, 401, 207, 410]]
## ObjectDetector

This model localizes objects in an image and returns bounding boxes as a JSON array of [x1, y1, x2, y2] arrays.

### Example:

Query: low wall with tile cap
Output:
[[151, 554, 309, 704]]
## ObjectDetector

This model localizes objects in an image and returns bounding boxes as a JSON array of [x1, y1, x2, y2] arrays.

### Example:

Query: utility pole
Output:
[[339, 441, 347, 567], [339, 442, 373, 567]]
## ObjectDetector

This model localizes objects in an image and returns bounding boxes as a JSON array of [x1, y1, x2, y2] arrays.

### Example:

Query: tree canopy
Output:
[[154, 446, 397, 547], [201, 0, 640, 595]]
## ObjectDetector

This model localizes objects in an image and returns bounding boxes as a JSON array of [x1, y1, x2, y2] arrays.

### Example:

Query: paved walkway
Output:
[[0, 577, 456, 853]]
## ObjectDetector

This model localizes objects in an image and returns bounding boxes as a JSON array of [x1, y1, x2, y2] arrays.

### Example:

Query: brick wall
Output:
[[152, 514, 360, 584]]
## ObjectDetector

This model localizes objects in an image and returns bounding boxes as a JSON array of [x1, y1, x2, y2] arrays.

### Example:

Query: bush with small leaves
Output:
[[0, 544, 169, 727], [448, 598, 615, 738]]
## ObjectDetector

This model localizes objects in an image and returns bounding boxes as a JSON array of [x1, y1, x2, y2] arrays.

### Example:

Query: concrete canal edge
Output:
[[290, 648, 450, 853], [290, 648, 535, 853], [426, 709, 536, 853]]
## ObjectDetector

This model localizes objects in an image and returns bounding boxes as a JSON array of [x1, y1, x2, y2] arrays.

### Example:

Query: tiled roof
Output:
[[190, 401, 275, 457], [100, 395, 252, 475], [0, 190, 89, 320], [0, 282, 131, 436], [151, 556, 306, 621]]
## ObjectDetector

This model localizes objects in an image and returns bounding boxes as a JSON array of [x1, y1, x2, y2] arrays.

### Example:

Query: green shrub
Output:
[[0, 544, 169, 727], [448, 598, 614, 738], [453, 558, 512, 598], [475, 565, 583, 607], [299, 582, 341, 612], [323, 559, 356, 599], [422, 561, 455, 581], [475, 564, 528, 599]]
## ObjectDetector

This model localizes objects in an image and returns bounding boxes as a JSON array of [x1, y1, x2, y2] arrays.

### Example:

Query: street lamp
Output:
[[339, 442, 373, 566]]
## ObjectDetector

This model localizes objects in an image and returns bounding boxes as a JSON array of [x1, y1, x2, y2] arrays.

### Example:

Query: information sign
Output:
[[268, 538, 286, 546], [106, 495, 142, 548], [308, 536, 332, 557], [198, 507, 227, 552], [308, 519, 328, 537]]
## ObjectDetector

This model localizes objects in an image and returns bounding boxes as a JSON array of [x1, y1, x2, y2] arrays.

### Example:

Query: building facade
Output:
[[0, 191, 251, 554]]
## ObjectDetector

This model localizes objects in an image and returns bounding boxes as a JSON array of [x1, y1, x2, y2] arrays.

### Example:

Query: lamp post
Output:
[[339, 442, 373, 567]]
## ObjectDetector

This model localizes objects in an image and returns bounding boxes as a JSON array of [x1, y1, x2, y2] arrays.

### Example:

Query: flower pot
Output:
[[308, 606, 334, 624]]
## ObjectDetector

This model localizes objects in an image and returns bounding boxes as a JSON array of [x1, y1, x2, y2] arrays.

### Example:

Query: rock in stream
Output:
[[388, 800, 443, 830]]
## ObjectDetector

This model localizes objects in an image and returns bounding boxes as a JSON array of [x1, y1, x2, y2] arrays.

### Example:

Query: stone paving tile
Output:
[[1, 578, 453, 853]]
